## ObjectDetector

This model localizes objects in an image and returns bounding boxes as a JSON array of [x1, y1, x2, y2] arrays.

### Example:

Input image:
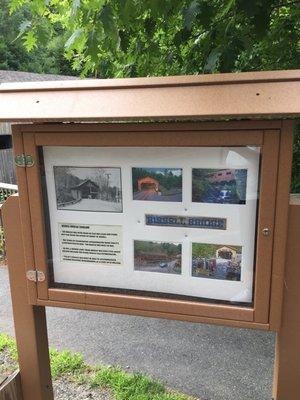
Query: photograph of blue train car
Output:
[[192, 168, 247, 204]]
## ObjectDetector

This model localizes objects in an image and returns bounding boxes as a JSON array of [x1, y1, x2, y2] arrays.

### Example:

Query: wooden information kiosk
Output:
[[0, 70, 299, 399]]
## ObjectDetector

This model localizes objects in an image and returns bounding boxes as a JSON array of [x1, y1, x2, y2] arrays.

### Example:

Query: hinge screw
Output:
[[26, 270, 45, 282], [15, 154, 34, 168], [262, 228, 271, 236]]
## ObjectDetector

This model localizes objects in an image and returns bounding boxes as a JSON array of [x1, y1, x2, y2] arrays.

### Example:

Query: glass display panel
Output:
[[41, 146, 260, 303]]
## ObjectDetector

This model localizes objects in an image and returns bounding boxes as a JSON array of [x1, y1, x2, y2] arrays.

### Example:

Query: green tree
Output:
[[0, 0, 73, 74], [7, 0, 300, 190], [8, 1, 300, 77]]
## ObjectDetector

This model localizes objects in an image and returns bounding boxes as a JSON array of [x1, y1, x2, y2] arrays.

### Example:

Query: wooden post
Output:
[[1, 195, 54, 400], [273, 194, 300, 399]]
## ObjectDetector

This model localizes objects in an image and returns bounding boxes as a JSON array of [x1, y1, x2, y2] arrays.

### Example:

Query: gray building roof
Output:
[[0, 69, 78, 83], [0, 70, 78, 139]]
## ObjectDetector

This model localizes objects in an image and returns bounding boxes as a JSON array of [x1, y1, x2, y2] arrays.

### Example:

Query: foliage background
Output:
[[132, 168, 182, 193], [192, 243, 241, 259], [1, 0, 300, 191], [134, 240, 182, 257]]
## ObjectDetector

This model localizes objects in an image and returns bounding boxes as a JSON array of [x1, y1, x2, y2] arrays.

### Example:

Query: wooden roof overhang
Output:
[[0, 69, 299, 123]]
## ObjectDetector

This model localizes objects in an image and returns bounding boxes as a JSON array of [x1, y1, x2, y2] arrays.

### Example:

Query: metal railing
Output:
[[0, 183, 18, 203], [0, 183, 18, 259]]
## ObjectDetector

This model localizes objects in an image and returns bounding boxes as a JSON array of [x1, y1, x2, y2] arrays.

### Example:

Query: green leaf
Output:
[[31, 0, 48, 15], [183, 1, 199, 31], [23, 30, 37, 51], [100, 5, 120, 48], [119, 30, 130, 52], [147, 0, 168, 17], [16, 19, 31, 39], [196, 2, 214, 29], [87, 29, 99, 62], [9, 0, 27, 14], [218, 0, 236, 19], [119, 0, 137, 24], [35, 22, 51, 46], [65, 28, 84, 50], [71, 0, 81, 18], [204, 47, 222, 72]]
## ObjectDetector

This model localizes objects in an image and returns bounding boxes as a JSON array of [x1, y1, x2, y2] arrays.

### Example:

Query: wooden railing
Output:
[[0, 370, 23, 400], [0, 183, 18, 259]]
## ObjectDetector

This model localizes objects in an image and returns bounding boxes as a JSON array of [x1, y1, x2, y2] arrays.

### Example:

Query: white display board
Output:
[[43, 146, 260, 303]]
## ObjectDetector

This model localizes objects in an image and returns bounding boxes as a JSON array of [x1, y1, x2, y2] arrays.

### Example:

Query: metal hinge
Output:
[[15, 154, 34, 168], [26, 270, 45, 282]]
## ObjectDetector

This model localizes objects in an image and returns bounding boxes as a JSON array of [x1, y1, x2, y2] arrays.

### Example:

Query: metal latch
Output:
[[15, 154, 34, 168], [26, 270, 45, 282]]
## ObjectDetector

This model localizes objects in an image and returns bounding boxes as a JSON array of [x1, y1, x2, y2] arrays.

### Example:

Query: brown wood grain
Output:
[[269, 121, 295, 330], [272, 196, 300, 399], [254, 130, 280, 322], [35, 130, 263, 147], [48, 288, 253, 322], [11, 128, 37, 304], [0, 371, 23, 400], [23, 133, 48, 300], [37, 298, 269, 331], [1, 70, 300, 122], [1, 195, 53, 400], [16, 120, 283, 133], [2, 69, 300, 92]]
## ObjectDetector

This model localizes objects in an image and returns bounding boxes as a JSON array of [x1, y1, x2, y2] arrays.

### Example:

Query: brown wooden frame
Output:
[[1, 70, 300, 122], [11, 120, 294, 331]]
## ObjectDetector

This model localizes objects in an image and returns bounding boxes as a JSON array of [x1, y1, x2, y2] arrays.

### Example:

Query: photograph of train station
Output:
[[192, 168, 247, 204], [192, 243, 242, 281], [132, 167, 182, 202], [54, 166, 122, 212], [134, 240, 182, 274]]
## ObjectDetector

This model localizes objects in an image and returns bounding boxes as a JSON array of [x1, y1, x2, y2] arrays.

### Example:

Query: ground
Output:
[[53, 378, 112, 400], [135, 260, 180, 274], [133, 190, 182, 201], [0, 266, 275, 400], [62, 199, 122, 212]]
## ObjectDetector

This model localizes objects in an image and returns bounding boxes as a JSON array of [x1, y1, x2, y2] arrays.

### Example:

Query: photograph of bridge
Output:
[[192, 243, 242, 281], [134, 240, 182, 274], [54, 166, 122, 212], [192, 168, 248, 205], [132, 167, 182, 202]]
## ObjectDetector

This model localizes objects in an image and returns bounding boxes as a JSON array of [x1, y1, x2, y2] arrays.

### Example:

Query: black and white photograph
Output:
[[192, 243, 242, 281], [134, 240, 182, 274], [54, 166, 122, 212], [192, 168, 248, 204]]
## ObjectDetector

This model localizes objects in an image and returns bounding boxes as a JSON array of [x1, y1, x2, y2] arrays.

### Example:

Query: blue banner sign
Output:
[[145, 214, 227, 230]]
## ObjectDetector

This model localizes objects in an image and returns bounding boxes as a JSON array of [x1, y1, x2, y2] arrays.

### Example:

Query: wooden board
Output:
[[1, 70, 300, 122], [0, 371, 23, 400]]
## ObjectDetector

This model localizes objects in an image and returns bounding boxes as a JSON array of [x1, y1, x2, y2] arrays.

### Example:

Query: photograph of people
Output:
[[192, 243, 242, 281]]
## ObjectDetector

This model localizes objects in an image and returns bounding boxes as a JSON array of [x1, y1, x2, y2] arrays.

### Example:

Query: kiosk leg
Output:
[[1, 195, 54, 400], [273, 197, 300, 400]]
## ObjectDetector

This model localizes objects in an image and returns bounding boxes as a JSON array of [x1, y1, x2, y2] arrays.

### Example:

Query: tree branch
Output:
[[272, 0, 300, 9]]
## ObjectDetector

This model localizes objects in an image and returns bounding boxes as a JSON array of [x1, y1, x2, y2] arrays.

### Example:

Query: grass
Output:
[[0, 333, 196, 400], [0, 333, 17, 360]]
